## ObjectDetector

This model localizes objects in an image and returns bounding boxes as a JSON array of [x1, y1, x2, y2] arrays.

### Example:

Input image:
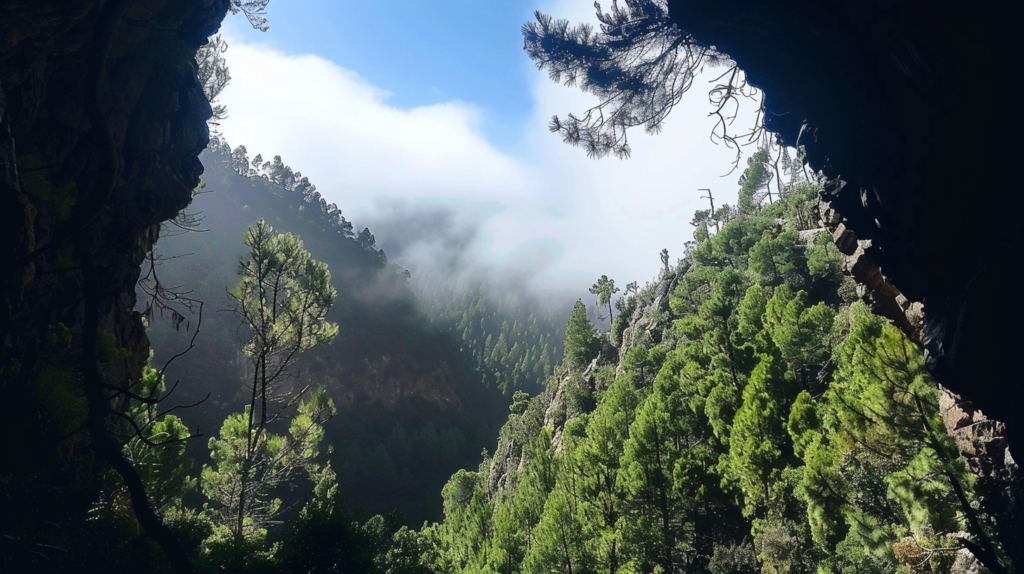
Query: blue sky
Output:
[[217, 0, 763, 297], [226, 0, 541, 146]]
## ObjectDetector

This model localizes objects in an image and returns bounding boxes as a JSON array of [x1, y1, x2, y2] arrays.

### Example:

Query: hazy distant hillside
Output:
[[143, 141, 562, 521]]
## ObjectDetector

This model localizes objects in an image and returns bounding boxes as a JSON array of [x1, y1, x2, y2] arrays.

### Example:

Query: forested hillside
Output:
[[403, 160, 1019, 574], [4, 2, 1019, 572], [135, 143, 1018, 574], [144, 139, 563, 523], [416, 274, 564, 396]]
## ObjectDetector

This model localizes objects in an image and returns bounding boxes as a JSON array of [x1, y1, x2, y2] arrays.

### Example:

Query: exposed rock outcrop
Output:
[[823, 204, 924, 340], [483, 262, 688, 501], [938, 388, 1021, 569], [940, 389, 1015, 478], [618, 263, 686, 356]]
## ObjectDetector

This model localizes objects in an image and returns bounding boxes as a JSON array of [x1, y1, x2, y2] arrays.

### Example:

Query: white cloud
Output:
[[217, 41, 533, 204], [216, 4, 761, 298]]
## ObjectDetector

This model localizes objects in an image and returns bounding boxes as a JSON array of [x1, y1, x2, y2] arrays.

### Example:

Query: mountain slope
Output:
[[143, 141, 561, 521]]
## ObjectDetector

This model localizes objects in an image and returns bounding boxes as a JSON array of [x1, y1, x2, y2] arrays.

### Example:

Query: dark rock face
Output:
[[1, 0, 226, 568], [666, 0, 1022, 450]]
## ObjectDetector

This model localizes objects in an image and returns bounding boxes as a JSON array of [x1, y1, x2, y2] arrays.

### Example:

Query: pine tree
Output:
[[524, 487, 593, 574], [748, 229, 807, 288], [764, 286, 836, 387], [738, 148, 773, 213], [589, 275, 620, 326], [621, 390, 691, 572], [196, 34, 231, 129], [114, 352, 195, 514], [572, 395, 628, 571], [563, 300, 600, 371], [207, 220, 338, 542], [202, 388, 336, 542], [522, 2, 698, 159], [802, 307, 1008, 572], [727, 352, 792, 519]]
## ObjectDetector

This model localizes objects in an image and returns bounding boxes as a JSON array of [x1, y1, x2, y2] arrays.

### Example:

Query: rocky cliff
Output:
[[1, 1, 227, 570], [667, 0, 1022, 464], [483, 265, 683, 500], [663, 0, 1024, 545]]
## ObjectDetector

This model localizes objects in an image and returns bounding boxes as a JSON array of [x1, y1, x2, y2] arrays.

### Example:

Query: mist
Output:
[[215, 1, 763, 306]]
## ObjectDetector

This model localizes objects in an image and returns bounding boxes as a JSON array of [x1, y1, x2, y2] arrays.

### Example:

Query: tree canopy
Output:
[[419, 162, 1017, 574]]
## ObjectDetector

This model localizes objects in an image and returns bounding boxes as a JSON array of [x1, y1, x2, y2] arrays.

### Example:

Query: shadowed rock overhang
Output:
[[667, 0, 1023, 451]]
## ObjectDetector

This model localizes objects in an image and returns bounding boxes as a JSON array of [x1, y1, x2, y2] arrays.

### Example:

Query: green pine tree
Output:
[[563, 300, 600, 371]]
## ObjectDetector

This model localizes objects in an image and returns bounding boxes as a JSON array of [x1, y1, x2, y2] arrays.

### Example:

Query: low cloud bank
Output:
[[217, 5, 761, 306]]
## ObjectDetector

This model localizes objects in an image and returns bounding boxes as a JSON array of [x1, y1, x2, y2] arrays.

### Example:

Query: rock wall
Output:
[[665, 0, 1023, 555], [667, 0, 1022, 458], [1, 0, 227, 569]]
